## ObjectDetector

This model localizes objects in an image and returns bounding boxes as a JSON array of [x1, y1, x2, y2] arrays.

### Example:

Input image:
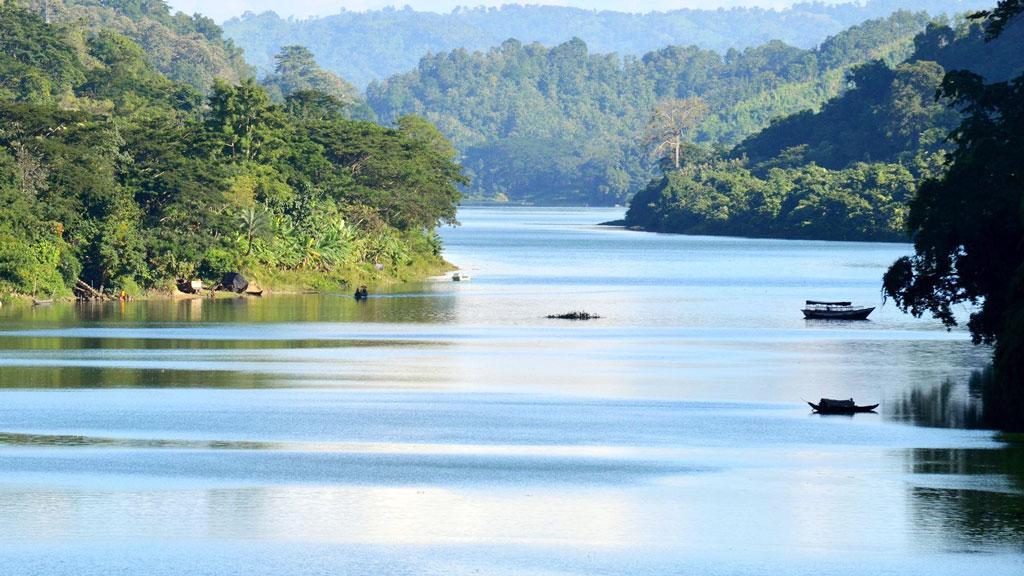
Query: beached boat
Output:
[[802, 300, 875, 320], [808, 398, 879, 414], [176, 279, 204, 294]]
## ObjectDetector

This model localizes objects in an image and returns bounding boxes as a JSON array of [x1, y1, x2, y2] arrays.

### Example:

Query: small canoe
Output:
[[808, 400, 879, 414], [246, 289, 264, 297], [32, 299, 53, 306]]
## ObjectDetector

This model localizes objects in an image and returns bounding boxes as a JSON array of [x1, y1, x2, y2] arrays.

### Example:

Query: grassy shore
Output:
[[1, 257, 456, 305]]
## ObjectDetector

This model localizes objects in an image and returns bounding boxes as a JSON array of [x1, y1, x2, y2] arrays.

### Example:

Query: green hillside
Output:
[[19, 0, 254, 92], [623, 11, 1024, 242], [367, 11, 935, 205]]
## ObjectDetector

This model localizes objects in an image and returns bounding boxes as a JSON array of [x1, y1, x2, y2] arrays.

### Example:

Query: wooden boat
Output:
[[246, 289, 264, 297], [808, 398, 879, 414], [32, 299, 53, 306], [802, 300, 875, 320], [176, 279, 204, 295]]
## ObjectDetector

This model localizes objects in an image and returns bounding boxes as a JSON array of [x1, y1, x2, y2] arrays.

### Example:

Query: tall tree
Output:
[[645, 97, 709, 170]]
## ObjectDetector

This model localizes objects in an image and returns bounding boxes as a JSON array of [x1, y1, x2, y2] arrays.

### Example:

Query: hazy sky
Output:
[[167, 1, 805, 22]]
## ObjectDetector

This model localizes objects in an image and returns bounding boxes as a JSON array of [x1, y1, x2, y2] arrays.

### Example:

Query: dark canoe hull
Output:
[[802, 307, 875, 320], [808, 402, 879, 414]]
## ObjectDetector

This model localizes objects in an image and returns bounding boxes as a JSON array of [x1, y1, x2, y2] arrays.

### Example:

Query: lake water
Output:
[[0, 207, 1021, 575]]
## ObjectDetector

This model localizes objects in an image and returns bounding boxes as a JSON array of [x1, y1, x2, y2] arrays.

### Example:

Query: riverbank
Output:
[[1, 258, 456, 306]]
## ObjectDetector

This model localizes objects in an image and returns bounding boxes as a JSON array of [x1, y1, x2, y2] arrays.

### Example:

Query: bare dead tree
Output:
[[645, 97, 709, 170]]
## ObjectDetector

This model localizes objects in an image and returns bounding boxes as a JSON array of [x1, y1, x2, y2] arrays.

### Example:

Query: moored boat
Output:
[[808, 398, 879, 414], [176, 279, 204, 295], [802, 300, 874, 320]]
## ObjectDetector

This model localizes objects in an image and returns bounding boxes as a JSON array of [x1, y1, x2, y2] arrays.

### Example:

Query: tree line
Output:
[[366, 11, 935, 205], [0, 2, 464, 298], [222, 0, 991, 88], [625, 9, 1023, 242]]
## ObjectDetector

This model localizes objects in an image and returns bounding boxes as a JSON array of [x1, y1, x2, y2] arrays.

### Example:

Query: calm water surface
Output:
[[0, 207, 1021, 575]]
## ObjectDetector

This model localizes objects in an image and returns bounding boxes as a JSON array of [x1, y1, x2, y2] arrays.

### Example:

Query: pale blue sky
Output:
[[168, 1, 803, 22]]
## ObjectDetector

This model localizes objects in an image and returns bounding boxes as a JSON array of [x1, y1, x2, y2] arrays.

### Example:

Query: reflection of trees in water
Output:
[[891, 370, 989, 429], [897, 370, 1024, 549], [0, 366, 260, 389], [907, 446, 1024, 551], [892, 367, 1022, 431], [0, 292, 459, 324]]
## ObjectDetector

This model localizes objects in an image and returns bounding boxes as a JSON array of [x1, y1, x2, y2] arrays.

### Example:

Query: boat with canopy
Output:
[[801, 300, 875, 320]]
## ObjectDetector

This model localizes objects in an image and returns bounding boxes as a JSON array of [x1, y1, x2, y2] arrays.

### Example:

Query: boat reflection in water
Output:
[[802, 300, 875, 320]]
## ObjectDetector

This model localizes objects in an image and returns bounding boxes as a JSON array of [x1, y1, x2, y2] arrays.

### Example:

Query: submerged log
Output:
[[547, 311, 601, 320]]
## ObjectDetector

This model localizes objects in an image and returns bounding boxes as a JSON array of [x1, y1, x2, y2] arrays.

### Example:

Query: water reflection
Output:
[[906, 444, 1024, 551], [891, 372, 988, 429], [0, 291, 458, 326]]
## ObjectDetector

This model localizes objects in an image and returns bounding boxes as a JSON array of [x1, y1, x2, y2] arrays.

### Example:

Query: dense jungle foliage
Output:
[[625, 10, 1024, 241], [18, 0, 254, 92], [222, 0, 991, 88], [367, 11, 935, 205], [260, 45, 375, 121], [883, 0, 1024, 430], [0, 2, 464, 298]]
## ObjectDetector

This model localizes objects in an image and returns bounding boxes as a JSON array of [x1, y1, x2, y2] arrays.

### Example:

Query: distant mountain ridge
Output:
[[222, 0, 992, 88]]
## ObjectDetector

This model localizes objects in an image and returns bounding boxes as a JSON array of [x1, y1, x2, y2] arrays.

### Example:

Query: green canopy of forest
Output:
[[0, 2, 465, 298]]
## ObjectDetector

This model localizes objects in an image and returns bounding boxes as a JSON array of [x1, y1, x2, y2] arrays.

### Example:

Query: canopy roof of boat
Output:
[[805, 300, 853, 306]]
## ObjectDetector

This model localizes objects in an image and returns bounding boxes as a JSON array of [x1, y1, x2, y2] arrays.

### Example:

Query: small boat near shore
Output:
[[452, 272, 471, 282], [808, 398, 879, 414], [802, 300, 875, 320], [176, 279, 204, 295]]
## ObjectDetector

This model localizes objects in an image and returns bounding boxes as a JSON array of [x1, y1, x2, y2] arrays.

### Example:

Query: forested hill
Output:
[[0, 3, 464, 299], [367, 11, 934, 205], [17, 0, 253, 92], [733, 14, 1024, 167], [623, 11, 1024, 242], [222, 0, 991, 89]]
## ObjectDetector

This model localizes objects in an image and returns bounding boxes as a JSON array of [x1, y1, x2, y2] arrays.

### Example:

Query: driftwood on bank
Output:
[[74, 279, 113, 301]]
